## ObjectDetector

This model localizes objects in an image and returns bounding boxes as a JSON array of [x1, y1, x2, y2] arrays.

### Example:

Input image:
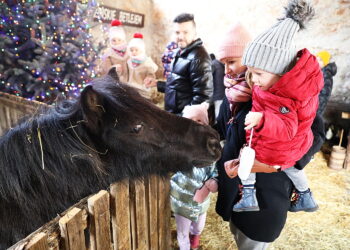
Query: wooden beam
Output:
[[158, 177, 171, 250], [110, 180, 132, 250], [148, 175, 159, 250], [88, 190, 112, 250], [134, 179, 148, 250], [59, 207, 86, 250], [25, 232, 48, 250]]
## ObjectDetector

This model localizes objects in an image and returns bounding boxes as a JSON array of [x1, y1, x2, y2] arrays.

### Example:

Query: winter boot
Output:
[[190, 234, 200, 250], [289, 188, 319, 212], [232, 186, 260, 212]]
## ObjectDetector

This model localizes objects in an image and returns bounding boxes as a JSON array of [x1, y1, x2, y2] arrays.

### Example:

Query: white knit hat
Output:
[[128, 33, 145, 53], [242, 0, 314, 75], [108, 19, 126, 41]]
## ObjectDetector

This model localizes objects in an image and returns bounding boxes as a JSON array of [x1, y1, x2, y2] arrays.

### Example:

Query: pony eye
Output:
[[132, 124, 143, 134]]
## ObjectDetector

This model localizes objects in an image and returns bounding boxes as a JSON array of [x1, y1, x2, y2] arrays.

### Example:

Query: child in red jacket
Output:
[[231, 0, 324, 213]]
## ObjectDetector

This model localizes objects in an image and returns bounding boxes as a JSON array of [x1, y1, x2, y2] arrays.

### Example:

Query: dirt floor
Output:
[[171, 151, 350, 249]]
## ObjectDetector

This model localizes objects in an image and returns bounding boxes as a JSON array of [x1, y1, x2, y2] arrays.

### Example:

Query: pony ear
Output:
[[80, 85, 104, 131], [107, 67, 120, 82]]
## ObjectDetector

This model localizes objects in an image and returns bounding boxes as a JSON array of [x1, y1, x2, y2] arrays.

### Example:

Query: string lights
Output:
[[0, 0, 102, 103]]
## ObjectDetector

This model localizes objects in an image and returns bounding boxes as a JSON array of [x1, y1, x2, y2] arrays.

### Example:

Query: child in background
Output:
[[98, 19, 129, 82], [170, 103, 218, 250], [127, 33, 161, 103], [226, 0, 323, 213], [161, 40, 178, 78]]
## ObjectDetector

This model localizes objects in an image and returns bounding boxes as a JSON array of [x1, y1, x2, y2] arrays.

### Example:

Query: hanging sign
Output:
[[93, 5, 145, 28]]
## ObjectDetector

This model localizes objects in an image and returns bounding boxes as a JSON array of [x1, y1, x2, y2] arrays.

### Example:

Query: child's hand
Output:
[[244, 111, 263, 130], [143, 77, 157, 88], [112, 64, 122, 73], [205, 178, 218, 193], [193, 185, 210, 203], [182, 103, 209, 125]]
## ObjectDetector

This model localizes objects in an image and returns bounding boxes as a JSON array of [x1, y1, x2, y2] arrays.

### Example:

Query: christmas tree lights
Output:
[[0, 0, 102, 103]]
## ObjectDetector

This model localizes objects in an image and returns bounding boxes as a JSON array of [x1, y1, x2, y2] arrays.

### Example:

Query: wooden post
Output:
[[4, 106, 11, 131], [59, 207, 86, 250], [134, 179, 149, 250], [344, 131, 350, 170], [0, 105, 5, 135], [24, 232, 48, 250], [130, 182, 137, 250], [158, 177, 171, 250], [148, 175, 159, 250], [110, 180, 132, 250], [88, 190, 112, 250]]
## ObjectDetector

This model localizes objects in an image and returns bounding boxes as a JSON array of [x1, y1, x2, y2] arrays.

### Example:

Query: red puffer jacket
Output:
[[247, 49, 324, 169]]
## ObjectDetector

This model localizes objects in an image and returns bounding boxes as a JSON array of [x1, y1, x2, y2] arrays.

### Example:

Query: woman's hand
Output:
[[143, 77, 157, 88], [112, 64, 122, 73], [245, 111, 263, 130], [224, 159, 240, 178]]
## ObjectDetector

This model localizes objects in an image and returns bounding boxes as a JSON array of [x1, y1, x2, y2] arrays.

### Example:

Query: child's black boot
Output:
[[289, 188, 319, 212]]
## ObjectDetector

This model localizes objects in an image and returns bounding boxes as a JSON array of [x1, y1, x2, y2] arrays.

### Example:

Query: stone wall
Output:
[[92, 0, 350, 103]]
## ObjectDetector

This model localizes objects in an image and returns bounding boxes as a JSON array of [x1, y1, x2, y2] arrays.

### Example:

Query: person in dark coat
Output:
[[210, 53, 225, 118], [156, 13, 213, 115], [316, 50, 337, 115], [215, 1, 325, 249]]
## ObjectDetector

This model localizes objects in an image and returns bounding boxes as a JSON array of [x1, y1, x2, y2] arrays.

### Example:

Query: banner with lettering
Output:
[[93, 5, 145, 28]]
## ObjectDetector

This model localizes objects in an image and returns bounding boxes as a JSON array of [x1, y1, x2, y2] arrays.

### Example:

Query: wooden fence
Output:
[[9, 178, 171, 250], [0, 92, 171, 250], [0, 92, 48, 136]]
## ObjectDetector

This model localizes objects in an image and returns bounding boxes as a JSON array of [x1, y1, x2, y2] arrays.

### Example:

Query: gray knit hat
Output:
[[242, 0, 315, 75]]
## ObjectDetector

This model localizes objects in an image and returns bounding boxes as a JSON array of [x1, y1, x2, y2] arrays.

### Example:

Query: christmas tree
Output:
[[0, 0, 101, 103]]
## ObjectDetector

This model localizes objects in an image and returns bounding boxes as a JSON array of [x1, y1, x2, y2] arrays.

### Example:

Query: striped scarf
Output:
[[130, 56, 146, 68], [112, 45, 127, 58], [224, 72, 252, 122]]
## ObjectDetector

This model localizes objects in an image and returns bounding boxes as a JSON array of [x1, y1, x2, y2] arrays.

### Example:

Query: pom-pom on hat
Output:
[[128, 33, 146, 53], [109, 19, 126, 41], [242, 0, 315, 75]]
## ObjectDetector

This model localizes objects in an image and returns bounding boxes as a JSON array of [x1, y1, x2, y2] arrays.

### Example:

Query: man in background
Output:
[[156, 13, 213, 115]]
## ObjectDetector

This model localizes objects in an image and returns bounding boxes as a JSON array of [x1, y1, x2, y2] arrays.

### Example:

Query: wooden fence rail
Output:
[[0, 92, 171, 250], [9, 179, 171, 250]]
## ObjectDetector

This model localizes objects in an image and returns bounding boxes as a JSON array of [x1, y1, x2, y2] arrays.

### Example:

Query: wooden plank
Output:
[[134, 179, 148, 250], [148, 175, 158, 250], [0, 92, 45, 111], [158, 177, 171, 250], [88, 190, 112, 250], [24, 232, 48, 250], [4, 106, 12, 130], [110, 180, 132, 250], [130, 181, 137, 250], [0, 97, 35, 114], [0, 105, 5, 135], [9, 108, 19, 128], [59, 207, 86, 250], [344, 131, 350, 170]]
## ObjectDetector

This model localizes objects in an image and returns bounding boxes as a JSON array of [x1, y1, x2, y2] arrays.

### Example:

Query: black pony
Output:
[[0, 75, 221, 248]]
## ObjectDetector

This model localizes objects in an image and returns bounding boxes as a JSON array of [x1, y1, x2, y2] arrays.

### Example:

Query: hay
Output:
[[171, 152, 350, 249]]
